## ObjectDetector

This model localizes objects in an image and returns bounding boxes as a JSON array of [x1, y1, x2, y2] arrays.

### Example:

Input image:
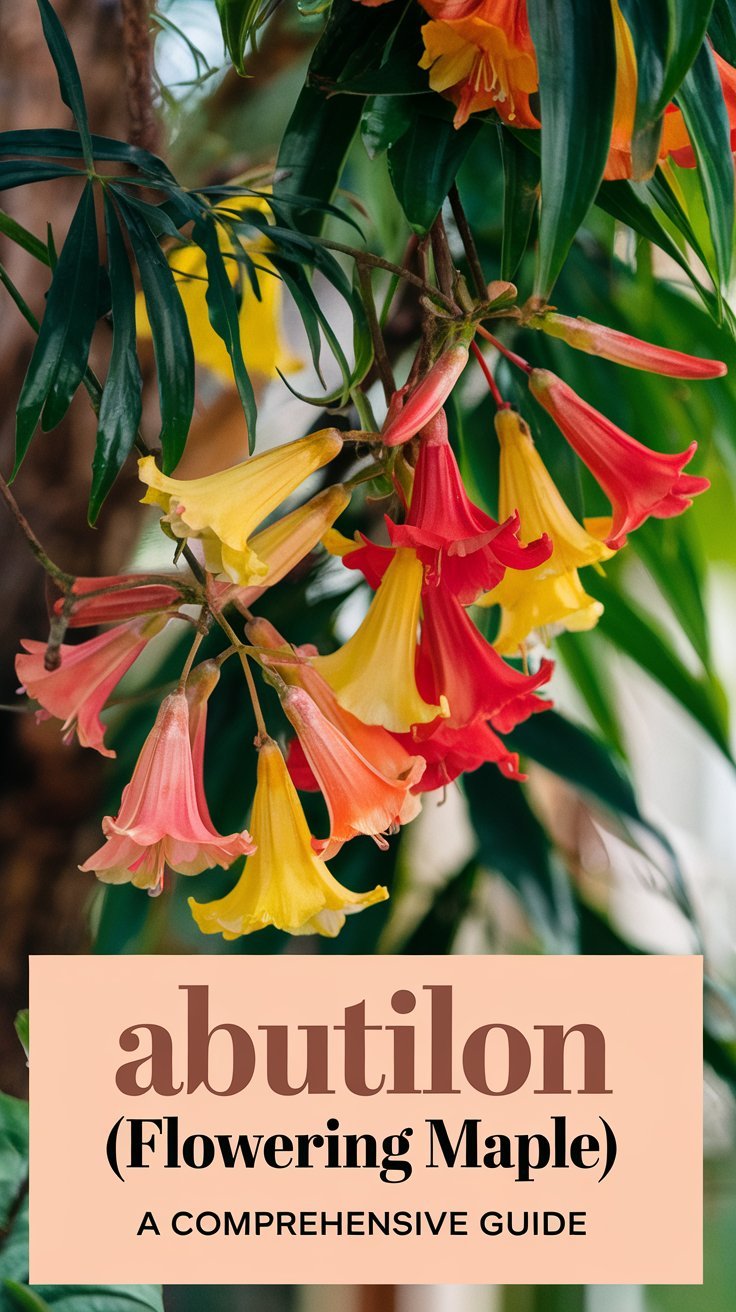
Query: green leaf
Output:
[[0, 1196, 29, 1285], [35, 0, 93, 167], [0, 212, 49, 266], [526, 0, 617, 297], [9, 1289, 164, 1312], [13, 1013, 28, 1062], [0, 162, 84, 190], [387, 113, 479, 235], [618, 0, 714, 176], [400, 860, 479, 954], [710, 0, 736, 62], [597, 177, 720, 317], [499, 129, 540, 281], [0, 1095, 28, 1232], [0, 131, 177, 184], [630, 517, 711, 669], [587, 572, 733, 762], [360, 95, 413, 160], [192, 215, 257, 451], [14, 182, 98, 474], [117, 196, 194, 473], [508, 710, 639, 820], [556, 630, 627, 757], [464, 765, 573, 943], [89, 198, 143, 523], [3, 1284, 48, 1312], [676, 40, 735, 289]]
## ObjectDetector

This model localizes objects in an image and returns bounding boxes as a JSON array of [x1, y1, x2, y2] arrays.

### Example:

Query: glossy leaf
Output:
[[36, 0, 93, 166], [464, 764, 572, 941], [677, 40, 735, 289], [192, 214, 257, 451], [499, 129, 540, 281], [556, 631, 627, 758], [619, 0, 714, 176], [710, 0, 736, 61], [0, 211, 49, 266], [527, 0, 617, 297], [400, 860, 478, 954], [0, 161, 83, 190], [587, 572, 733, 762], [117, 196, 194, 474], [14, 182, 99, 474], [0, 129, 177, 183], [387, 113, 479, 235], [89, 198, 143, 523]]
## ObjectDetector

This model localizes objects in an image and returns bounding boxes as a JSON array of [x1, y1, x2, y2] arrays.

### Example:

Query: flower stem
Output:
[[449, 184, 487, 300], [470, 341, 508, 409], [476, 323, 532, 374], [357, 263, 395, 405], [0, 473, 73, 587]]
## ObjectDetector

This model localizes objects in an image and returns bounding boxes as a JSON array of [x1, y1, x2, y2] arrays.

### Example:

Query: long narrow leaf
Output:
[[677, 40, 735, 289], [89, 198, 144, 523], [36, 0, 93, 166], [192, 215, 258, 451], [14, 182, 98, 473], [117, 196, 194, 473], [527, 0, 617, 297]]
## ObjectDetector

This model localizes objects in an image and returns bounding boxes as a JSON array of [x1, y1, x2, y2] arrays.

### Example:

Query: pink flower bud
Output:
[[530, 312, 727, 380], [380, 344, 470, 447]]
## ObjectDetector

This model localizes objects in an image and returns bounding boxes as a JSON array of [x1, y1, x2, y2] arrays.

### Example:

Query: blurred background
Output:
[[1, 1, 735, 1308]]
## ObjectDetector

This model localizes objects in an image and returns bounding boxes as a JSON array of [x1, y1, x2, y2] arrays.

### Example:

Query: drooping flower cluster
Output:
[[15, 294, 722, 941]]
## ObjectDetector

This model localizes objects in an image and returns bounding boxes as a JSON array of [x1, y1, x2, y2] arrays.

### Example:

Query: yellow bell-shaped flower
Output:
[[138, 429, 343, 585], [135, 195, 301, 383], [189, 739, 387, 939], [479, 409, 615, 654], [311, 547, 448, 733]]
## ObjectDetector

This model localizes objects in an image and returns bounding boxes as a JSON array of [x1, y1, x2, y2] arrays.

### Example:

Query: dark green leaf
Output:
[[89, 198, 143, 523], [677, 40, 735, 288], [3, 1284, 48, 1312], [618, 0, 714, 176], [14, 182, 98, 474], [0, 130, 177, 184], [630, 517, 711, 669], [361, 95, 413, 160], [0, 1095, 28, 1231], [464, 764, 573, 942], [388, 114, 479, 235], [192, 215, 257, 451], [587, 572, 733, 762], [0, 161, 83, 190], [556, 630, 627, 757], [117, 196, 194, 473], [0, 1195, 29, 1285], [508, 709, 639, 819], [400, 860, 478, 954], [597, 178, 720, 318], [13, 1013, 28, 1061], [499, 129, 540, 280], [35, 0, 93, 166], [710, 0, 736, 62], [526, 0, 617, 297], [14, 1288, 164, 1312], [0, 212, 49, 265]]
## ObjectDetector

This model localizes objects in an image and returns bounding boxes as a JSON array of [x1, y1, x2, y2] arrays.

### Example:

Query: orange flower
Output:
[[419, 0, 539, 129]]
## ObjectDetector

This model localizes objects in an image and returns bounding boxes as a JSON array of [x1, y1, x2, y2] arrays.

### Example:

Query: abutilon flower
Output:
[[81, 690, 254, 892], [416, 583, 553, 735], [310, 547, 448, 732], [279, 683, 422, 859], [528, 312, 727, 380], [529, 369, 710, 550], [15, 614, 169, 758], [396, 717, 524, 791], [189, 739, 388, 938], [138, 428, 343, 585], [478, 409, 614, 653], [247, 616, 427, 788], [419, 0, 539, 130], [56, 575, 184, 628], [388, 410, 552, 603], [380, 344, 470, 447]]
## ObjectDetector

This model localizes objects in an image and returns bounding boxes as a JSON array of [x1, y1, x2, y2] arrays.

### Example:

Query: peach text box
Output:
[[30, 953, 702, 1285]]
